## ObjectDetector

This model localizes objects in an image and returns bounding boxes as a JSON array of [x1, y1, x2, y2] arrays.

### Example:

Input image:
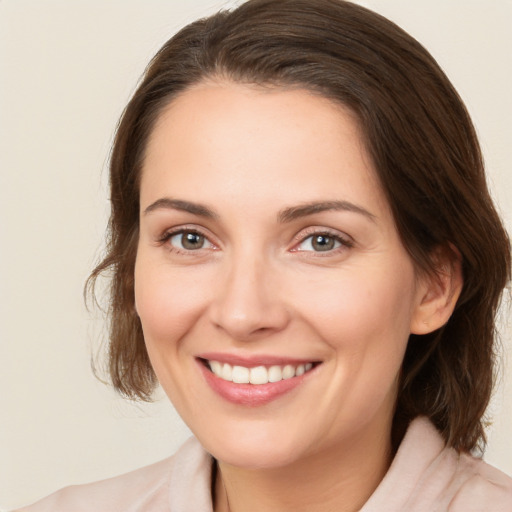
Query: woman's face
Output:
[[135, 82, 428, 468]]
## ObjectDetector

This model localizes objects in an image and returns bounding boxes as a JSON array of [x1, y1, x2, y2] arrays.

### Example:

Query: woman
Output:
[[18, 0, 512, 510]]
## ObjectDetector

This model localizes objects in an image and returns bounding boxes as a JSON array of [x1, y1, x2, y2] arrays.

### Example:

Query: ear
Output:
[[410, 244, 463, 335]]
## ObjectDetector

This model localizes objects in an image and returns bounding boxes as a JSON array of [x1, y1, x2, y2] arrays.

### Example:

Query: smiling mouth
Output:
[[200, 359, 319, 385]]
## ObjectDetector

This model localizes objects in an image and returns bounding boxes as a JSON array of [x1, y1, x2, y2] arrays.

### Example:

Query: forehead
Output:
[[140, 81, 389, 219]]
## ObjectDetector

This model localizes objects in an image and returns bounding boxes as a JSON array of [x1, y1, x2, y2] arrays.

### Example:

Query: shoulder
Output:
[[406, 418, 512, 511], [15, 456, 175, 512], [15, 437, 212, 512], [361, 417, 512, 512], [448, 453, 512, 512]]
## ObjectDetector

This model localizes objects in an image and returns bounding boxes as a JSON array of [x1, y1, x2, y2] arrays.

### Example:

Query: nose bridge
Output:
[[209, 245, 288, 340]]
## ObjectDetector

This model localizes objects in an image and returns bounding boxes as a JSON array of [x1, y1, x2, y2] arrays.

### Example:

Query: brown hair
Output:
[[88, 0, 510, 452]]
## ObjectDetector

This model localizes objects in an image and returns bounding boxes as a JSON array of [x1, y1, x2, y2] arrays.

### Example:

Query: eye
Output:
[[293, 230, 353, 254], [165, 230, 215, 252], [298, 234, 341, 252]]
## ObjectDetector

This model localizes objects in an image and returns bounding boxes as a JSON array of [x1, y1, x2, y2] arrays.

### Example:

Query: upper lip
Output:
[[197, 352, 320, 367]]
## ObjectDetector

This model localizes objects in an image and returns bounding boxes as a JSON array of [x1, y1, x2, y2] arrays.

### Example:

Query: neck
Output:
[[214, 418, 393, 512]]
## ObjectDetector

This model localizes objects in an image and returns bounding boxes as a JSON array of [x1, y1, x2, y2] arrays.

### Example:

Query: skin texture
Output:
[[134, 82, 462, 512]]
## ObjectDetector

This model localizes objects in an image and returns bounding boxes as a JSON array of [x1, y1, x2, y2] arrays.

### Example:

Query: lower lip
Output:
[[197, 360, 316, 407]]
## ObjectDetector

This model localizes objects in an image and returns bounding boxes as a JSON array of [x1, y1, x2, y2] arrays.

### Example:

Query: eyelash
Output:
[[157, 227, 353, 256], [157, 227, 216, 255], [292, 228, 354, 255]]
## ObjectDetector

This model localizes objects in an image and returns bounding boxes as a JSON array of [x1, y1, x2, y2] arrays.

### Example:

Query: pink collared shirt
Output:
[[16, 417, 512, 511]]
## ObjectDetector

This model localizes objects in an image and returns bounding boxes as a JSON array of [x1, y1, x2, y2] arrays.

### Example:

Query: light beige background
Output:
[[1, 0, 511, 509]]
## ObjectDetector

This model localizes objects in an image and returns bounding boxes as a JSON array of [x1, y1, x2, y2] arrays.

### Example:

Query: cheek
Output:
[[299, 263, 417, 426], [293, 260, 417, 354], [134, 258, 210, 346]]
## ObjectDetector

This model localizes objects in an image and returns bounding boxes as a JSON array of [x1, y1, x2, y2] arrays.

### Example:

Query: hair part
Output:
[[87, 0, 510, 452]]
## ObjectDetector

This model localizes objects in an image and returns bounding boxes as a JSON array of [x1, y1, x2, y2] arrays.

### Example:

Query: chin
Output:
[[193, 419, 316, 470], [212, 440, 304, 470]]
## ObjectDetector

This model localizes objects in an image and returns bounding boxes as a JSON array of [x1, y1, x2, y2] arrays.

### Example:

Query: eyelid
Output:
[[290, 226, 354, 253], [155, 224, 353, 255], [157, 225, 218, 253], [157, 225, 203, 242]]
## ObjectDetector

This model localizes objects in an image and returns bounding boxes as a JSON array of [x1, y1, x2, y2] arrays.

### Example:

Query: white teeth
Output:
[[232, 365, 250, 383], [282, 364, 295, 380], [221, 363, 232, 381], [268, 365, 283, 382], [207, 360, 315, 385], [210, 360, 222, 375], [249, 366, 268, 385]]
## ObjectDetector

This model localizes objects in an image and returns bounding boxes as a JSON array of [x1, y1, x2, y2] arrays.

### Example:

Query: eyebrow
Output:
[[143, 197, 376, 223], [143, 198, 218, 219], [277, 200, 376, 223]]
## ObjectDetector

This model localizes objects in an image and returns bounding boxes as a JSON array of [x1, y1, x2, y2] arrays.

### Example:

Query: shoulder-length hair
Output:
[[88, 0, 510, 452]]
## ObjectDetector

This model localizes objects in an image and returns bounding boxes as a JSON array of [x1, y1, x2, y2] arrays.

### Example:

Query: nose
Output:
[[208, 252, 290, 341]]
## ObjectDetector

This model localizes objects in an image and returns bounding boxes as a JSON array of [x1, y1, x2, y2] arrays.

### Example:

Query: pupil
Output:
[[182, 232, 204, 250], [312, 235, 334, 251]]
